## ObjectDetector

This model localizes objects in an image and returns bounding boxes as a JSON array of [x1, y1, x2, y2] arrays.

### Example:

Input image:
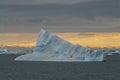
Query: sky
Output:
[[0, 32, 120, 48], [0, 0, 90, 5], [0, 0, 120, 33], [0, 0, 120, 48]]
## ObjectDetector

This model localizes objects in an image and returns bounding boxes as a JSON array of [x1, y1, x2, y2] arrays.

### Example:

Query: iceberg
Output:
[[0, 48, 8, 54], [0, 48, 21, 54], [15, 29, 104, 62]]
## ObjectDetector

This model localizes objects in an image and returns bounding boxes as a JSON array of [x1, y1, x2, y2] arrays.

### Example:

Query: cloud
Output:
[[0, 0, 89, 5], [0, 0, 120, 33]]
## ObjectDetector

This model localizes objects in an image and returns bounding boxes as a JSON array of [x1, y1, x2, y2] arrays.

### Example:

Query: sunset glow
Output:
[[0, 33, 120, 48], [57, 32, 120, 48]]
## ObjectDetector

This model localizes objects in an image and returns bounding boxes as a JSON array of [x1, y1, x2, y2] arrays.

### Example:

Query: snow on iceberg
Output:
[[15, 29, 104, 62]]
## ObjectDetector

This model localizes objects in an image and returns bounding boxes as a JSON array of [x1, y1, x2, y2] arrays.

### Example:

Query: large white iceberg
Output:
[[15, 29, 104, 62]]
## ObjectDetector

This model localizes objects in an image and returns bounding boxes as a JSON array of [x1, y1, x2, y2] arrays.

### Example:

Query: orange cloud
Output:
[[57, 32, 120, 48], [0, 32, 120, 48], [0, 33, 37, 47]]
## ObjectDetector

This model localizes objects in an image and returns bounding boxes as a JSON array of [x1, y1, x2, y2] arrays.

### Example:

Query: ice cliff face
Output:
[[15, 29, 104, 61]]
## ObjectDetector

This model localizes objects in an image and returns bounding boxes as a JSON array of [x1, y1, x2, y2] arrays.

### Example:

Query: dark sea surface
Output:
[[0, 54, 120, 80]]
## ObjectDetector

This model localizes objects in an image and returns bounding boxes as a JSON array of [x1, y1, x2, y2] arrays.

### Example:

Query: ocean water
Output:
[[0, 54, 120, 80]]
